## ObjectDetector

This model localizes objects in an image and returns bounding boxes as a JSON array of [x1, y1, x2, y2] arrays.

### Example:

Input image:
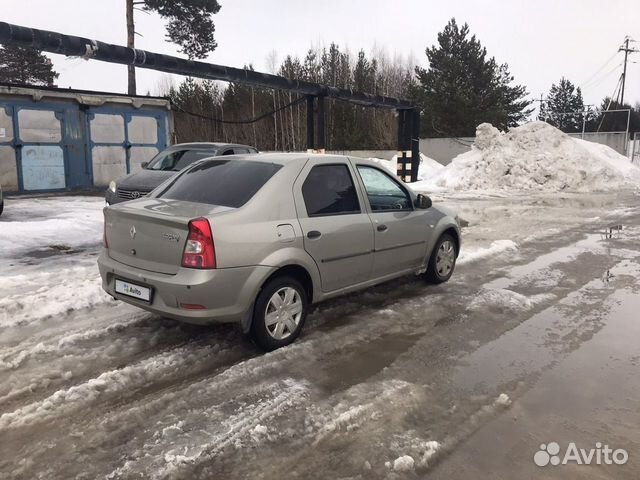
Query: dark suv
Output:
[[105, 142, 258, 204]]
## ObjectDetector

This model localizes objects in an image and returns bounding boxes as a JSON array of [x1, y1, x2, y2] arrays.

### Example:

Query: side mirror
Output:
[[141, 162, 149, 169], [415, 194, 432, 209]]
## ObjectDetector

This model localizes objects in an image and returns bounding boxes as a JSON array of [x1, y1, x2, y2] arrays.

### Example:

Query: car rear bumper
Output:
[[98, 249, 275, 325]]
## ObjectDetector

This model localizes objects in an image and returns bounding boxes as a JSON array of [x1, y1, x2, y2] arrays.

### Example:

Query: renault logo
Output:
[[130, 226, 136, 239]]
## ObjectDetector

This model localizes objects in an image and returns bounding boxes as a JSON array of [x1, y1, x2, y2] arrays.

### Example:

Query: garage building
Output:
[[0, 83, 173, 193]]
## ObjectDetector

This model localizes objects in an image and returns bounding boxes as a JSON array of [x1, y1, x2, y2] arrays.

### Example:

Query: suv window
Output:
[[302, 164, 360, 217], [157, 160, 281, 207], [234, 147, 250, 154], [357, 166, 412, 211], [146, 149, 216, 171]]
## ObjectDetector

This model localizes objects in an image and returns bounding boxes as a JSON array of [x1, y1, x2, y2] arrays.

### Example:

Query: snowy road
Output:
[[1, 193, 640, 479]]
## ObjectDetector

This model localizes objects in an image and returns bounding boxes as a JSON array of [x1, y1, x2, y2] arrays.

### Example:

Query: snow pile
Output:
[[370, 153, 444, 181], [413, 121, 640, 193], [457, 239, 519, 265], [0, 196, 104, 256]]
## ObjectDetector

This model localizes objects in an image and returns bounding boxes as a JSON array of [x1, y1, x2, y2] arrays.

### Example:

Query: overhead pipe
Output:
[[0, 22, 415, 110]]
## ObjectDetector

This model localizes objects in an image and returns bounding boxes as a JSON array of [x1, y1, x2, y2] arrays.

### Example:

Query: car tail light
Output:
[[103, 213, 108, 248], [181, 218, 216, 269]]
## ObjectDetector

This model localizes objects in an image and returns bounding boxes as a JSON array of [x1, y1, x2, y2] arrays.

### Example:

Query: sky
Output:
[[2, 0, 639, 114]]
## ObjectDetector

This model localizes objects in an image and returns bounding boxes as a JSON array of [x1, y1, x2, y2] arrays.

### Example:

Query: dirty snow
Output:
[[1, 189, 640, 479], [413, 121, 640, 193], [0, 196, 104, 256], [392, 454, 415, 471], [458, 239, 519, 265]]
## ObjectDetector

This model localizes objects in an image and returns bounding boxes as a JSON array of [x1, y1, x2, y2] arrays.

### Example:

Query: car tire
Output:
[[0, 200, 3, 217], [425, 233, 457, 284], [250, 276, 308, 351]]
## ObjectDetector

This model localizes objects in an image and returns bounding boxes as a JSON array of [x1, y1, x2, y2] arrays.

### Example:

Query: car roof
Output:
[[166, 142, 256, 151], [194, 152, 382, 168]]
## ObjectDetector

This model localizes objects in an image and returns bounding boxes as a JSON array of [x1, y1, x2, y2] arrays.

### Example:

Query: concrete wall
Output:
[[327, 150, 396, 160], [567, 132, 628, 156], [419, 137, 474, 165]]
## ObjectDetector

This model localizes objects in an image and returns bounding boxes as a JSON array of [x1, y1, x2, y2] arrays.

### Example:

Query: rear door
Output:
[[294, 160, 374, 292], [354, 164, 432, 279]]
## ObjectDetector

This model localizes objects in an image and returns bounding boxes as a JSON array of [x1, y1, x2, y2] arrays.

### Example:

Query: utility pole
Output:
[[619, 37, 639, 106]]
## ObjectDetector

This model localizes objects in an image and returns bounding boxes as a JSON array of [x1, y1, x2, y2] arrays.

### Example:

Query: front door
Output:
[[354, 164, 433, 279], [294, 160, 374, 292]]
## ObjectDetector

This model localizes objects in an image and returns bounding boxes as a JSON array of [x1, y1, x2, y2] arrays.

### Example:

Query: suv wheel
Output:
[[425, 233, 457, 284], [250, 276, 308, 351]]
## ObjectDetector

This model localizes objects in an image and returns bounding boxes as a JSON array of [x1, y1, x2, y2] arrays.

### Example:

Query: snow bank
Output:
[[413, 122, 640, 193], [0, 197, 104, 256], [370, 153, 443, 181], [457, 239, 518, 265]]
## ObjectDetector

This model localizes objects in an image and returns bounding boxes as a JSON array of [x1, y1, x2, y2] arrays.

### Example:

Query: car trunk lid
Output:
[[105, 199, 231, 274]]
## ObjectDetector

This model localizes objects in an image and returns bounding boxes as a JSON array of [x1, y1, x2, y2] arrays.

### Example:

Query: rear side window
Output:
[[157, 160, 281, 207], [302, 164, 360, 217]]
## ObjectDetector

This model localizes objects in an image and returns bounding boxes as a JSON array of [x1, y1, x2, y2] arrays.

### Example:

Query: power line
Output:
[[580, 51, 620, 88], [172, 95, 306, 125], [581, 63, 623, 91]]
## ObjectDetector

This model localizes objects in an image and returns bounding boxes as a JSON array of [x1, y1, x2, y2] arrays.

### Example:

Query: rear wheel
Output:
[[250, 276, 307, 351], [0, 200, 3, 216], [425, 233, 457, 284]]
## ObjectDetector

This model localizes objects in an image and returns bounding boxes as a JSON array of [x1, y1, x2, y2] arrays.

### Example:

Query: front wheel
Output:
[[425, 233, 457, 284], [250, 276, 308, 351]]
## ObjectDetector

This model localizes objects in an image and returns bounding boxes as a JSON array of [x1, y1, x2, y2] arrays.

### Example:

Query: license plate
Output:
[[115, 279, 152, 302]]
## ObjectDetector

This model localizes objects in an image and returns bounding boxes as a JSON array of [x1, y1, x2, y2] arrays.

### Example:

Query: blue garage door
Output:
[[87, 108, 168, 186], [0, 102, 90, 192]]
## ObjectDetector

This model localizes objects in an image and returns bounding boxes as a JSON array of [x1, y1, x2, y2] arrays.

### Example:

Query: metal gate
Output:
[[86, 108, 167, 186], [0, 101, 90, 191]]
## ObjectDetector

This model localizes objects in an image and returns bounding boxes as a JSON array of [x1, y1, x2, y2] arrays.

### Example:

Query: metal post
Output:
[[316, 95, 325, 153], [625, 108, 631, 155], [410, 109, 420, 182], [306, 95, 315, 152], [396, 109, 415, 182]]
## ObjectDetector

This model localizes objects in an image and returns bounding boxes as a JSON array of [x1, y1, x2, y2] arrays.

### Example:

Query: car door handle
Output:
[[377, 224, 388, 232], [307, 230, 322, 239]]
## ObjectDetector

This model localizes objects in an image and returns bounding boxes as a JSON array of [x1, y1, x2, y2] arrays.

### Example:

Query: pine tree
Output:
[[540, 77, 584, 133], [126, 0, 222, 95], [413, 19, 532, 137], [0, 46, 59, 86]]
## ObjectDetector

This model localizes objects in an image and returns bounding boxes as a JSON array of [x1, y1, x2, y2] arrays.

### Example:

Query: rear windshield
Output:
[[157, 159, 282, 207], [146, 149, 217, 171]]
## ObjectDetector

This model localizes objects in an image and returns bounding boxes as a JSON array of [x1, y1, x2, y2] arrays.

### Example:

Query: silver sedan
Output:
[[98, 153, 460, 350]]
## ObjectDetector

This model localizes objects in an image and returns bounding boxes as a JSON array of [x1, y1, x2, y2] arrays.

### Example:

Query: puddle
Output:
[[486, 232, 616, 290], [454, 259, 640, 392], [315, 333, 422, 394], [23, 245, 86, 259]]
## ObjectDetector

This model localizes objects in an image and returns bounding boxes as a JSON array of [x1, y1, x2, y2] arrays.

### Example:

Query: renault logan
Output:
[[98, 154, 460, 350]]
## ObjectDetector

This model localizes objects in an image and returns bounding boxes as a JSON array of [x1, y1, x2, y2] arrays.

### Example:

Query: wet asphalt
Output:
[[0, 192, 639, 479]]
